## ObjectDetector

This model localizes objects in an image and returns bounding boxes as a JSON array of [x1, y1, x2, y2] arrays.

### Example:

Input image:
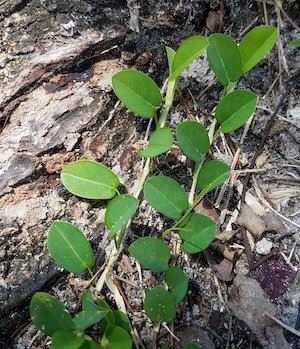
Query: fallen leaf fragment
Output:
[[237, 203, 285, 237], [203, 250, 234, 282], [174, 325, 216, 349], [228, 270, 292, 348], [250, 259, 296, 300], [237, 203, 267, 237]]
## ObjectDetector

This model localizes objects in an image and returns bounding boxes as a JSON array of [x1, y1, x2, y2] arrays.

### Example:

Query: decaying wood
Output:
[[0, 16, 142, 341]]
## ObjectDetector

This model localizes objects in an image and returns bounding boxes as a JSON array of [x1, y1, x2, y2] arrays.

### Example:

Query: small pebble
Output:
[[256, 237, 273, 255]]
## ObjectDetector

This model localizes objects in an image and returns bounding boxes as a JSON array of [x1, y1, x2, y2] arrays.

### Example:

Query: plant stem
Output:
[[162, 191, 204, 237], [188, 159, 203, 205], [97, 78, 178, 290], [157, 78, 177, 128], [133, 158, 151, 199]]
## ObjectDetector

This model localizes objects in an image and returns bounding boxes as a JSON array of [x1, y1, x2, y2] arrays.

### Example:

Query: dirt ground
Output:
[[0, 0, 299, 348]]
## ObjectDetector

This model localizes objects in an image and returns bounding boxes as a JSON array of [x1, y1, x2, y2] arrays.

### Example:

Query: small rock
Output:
[[256, 237, 273, 255]]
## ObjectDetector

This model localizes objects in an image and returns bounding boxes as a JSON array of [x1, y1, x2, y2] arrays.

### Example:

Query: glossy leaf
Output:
[[179, 213, 216, 254], [161, 345, 169, 349], [48, 221, 95, 274], [170, 36, 209, 80], [290, 38, 300, 48], [239, 25, 278, 73], [102, 326, 132, 349], [197, 160, 231, 196], [82, 290, 104, 312], [73, 310, 106, 330], [112, 311, 131, 332], [97, 299, 115, 327], [105, 195, 139, 239], [139, 127, 173, 158], [52, 331, 86, 349], [144, 286, 176, 324], [187, 344, 203, 349], [166, 46, 176, 74], [112, 69, 162, 118], [165, 266, 188, 303], [30, 292, 74, 336], [129, 237, 170, 272], [144, 176, 188, 221], [215, 89, 258, 133], [176, 121, 210, 162], [207, 33, 242, 86], [61, 160, 119, 200]]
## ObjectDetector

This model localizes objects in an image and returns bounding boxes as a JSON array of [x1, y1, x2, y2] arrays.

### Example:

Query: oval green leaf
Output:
[[112, 311, 131, 332], [179, 213, 216, 254], [48, 221, 95, 275], [207, 33, 242, 86], [139, 127, 173, 158], [165, 266, 188, 304], [215, 89, 258, 133], [102, 326, 132, 349], [61, 160, 120, 200], [97, 298, 115, 327], [30, 292, 74, 336], [197, 160, 231, 196], [82, 290, 103, 312], [129, 237, 170, 272], [170, 36, 209, 80], [105, 195, 139, 240], [176, 121, 210, 162], [239, 25, 278, 73], [166, 46, 176, 75], [52, 331, 86, 349], [290, 38, 300, 48], [112, 69, 162, 118], [187, 344, 203, 349], [144, 176, 188, 221], [73, 310, 106, 331], [144, 286, 176, 324]]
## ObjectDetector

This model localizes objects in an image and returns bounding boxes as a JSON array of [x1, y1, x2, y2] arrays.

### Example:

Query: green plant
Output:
[[30, 25, 278, 347]]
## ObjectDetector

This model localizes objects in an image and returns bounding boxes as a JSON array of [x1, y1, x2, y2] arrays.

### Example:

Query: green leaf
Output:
[[290, 38, 300, 48], [112, 69, 162, 118], [161, 345, 169, 349], [129, 237, 170, 272], [144, 176, 188, 221], [239, 25, 278, 73], [30, 293, 74, 336], [178, 213, 216, 254], [139, 127, 173, 158], [197, 160, 231, 196], [84, 336, 102, 349], [187, 344, 203, 349], [48, 221, 95, 275], [166, 46, 176, 75], [165, 266, 188, 303], [102, 326, 132, 349], [215, 89, 258, 133], [176, 121, 210, 162], [207, 33, 242, 86], [52, 332, 102, 349], [105, 195, 139, 240], [52, 331, 86, 349], [144, 286, 176, 324], [97, 299, 115, 327], [61, 160, 120, 200], [112, 311, 131, 332], [82, 290, 103, 312], [170, 36, 209, 80], [73, 310, 106, 330]]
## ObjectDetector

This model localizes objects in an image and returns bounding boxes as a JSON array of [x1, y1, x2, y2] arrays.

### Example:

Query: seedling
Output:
[[30, 25, 278, 347]]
